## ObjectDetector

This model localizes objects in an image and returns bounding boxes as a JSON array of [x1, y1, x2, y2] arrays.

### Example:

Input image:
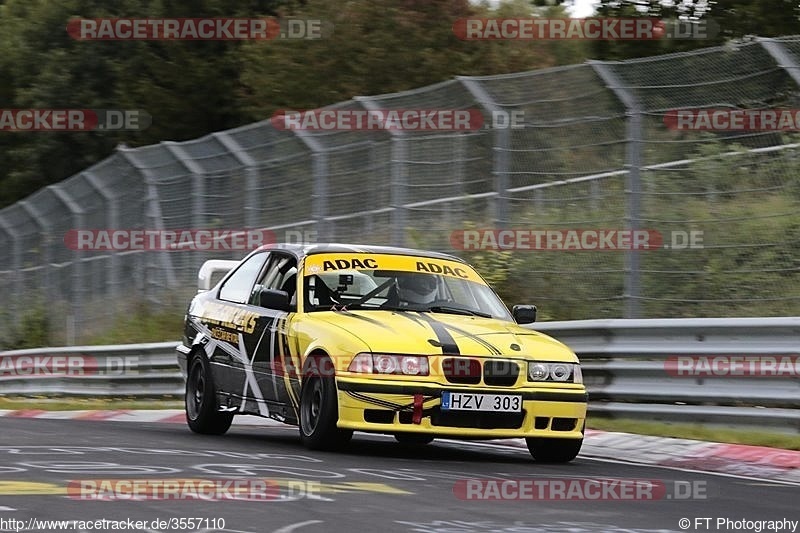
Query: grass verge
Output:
[[588, 417, 800, 451], [0, 397, 182, 411]]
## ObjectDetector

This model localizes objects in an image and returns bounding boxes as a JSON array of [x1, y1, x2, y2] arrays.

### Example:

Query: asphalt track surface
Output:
[[1, 417, 797, 533]]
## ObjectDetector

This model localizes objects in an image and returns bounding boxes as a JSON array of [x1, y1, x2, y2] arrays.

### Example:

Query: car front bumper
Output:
[[335, 377, 587, 439]]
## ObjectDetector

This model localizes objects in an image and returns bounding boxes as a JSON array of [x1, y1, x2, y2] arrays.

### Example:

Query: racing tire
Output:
[[299, 369, 353, 451], [185, 354, 234, 435], [394, 434, 434, 445], [525, 437, 583, 463]]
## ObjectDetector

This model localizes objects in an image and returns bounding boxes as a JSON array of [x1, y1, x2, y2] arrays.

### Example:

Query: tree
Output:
[[587, 0, 800, 60], [0, 0, 290, 207], [238, 0, 582, 117]]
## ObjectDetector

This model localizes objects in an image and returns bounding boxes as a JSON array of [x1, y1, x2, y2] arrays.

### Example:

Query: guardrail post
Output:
[[589, 61, 643, 319]]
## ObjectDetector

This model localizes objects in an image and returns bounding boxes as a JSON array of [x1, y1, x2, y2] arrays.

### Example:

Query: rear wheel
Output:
[[525, 437, 582, 463], [299, 360, 352, 450], [185, 355, 233, 435], [394, 434, 434, 445]]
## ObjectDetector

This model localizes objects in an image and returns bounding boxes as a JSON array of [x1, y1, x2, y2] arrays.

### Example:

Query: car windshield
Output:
[[302, 253, 513, 320]]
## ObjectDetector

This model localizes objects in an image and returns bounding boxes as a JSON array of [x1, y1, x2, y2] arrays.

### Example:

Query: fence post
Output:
[[0, 214, 22, 340], [18, 200, 52, 307], [49, 185, 86, 345], [119, 148, 177, 301], [759, 38, 800, 86], [293, 130, 330, 242], [213, 132, 261, 231], [589, 61, 643, 319], [356, 96, 408, 246], [83, 171, 120, 307], [457, 77, 509, 228]]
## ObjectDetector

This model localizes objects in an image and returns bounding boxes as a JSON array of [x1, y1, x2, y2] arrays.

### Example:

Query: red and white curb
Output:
[[2, 409, 798, 484]]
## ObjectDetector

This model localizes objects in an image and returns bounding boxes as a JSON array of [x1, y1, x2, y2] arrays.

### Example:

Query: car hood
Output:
[[310, 310, 577, 362]]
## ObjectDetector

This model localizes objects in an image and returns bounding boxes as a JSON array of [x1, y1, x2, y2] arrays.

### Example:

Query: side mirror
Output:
[[512, 304, 537, 324], [259, 288, 291, 311]]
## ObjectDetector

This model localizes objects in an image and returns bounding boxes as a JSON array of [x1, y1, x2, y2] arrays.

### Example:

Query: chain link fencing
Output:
[[1, 37, 799, 346]]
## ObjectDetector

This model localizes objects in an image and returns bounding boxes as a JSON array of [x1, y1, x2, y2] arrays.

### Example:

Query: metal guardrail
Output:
[[0, 342, 182, 397], [530, 318, 800, 432], [0, 318, 798, 432]]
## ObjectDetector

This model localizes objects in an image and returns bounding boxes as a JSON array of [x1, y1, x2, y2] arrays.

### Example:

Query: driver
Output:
[[397, 274, 438, 305]]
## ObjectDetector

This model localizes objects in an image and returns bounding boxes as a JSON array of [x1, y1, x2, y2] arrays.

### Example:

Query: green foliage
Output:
[[85, 303, 185, 345], [238, 0, 580, 118], [0, 303, 51, 349], [446, 139, 800, 320], [0, 0, 592, 207], [589, 0, 800, 60], [0, 0, 291, 207]]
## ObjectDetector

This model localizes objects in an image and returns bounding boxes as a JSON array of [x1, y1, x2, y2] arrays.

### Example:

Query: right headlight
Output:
[[527, 362, 582, 384]]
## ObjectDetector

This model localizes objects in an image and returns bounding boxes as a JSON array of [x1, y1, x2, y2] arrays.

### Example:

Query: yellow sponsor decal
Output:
[[210, 327, 239, 343], [304, 253, 484, 283], [197, 301, 258, 334]]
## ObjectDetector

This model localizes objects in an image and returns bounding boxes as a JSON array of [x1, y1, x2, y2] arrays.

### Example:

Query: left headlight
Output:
[[348, 353, 429, 376], [527, 362, 582, 384]]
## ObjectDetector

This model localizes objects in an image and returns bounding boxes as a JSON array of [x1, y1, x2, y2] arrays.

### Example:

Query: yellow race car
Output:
[[176, 244, 587, 462]]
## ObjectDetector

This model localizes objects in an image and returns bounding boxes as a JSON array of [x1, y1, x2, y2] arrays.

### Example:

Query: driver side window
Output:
[[249, 254, 298, 308], [218, 252, 268, 304]]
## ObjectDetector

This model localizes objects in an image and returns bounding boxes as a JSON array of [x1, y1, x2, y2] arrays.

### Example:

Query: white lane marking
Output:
[[0, 506, 17, 511], [436, 438, 800, 487], [272, 520, 323, 533]]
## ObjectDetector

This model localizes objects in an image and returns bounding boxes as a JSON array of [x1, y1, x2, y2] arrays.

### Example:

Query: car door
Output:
[[242, 252, 300, 422], [211, 251, 270, 400]]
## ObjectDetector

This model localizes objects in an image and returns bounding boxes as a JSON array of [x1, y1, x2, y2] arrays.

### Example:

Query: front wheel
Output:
[[185, 355, 233, 435], [299, 372, 352, 451], [526, 437, 582, 463]]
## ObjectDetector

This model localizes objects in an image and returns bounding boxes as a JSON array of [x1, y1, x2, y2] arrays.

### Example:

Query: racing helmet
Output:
[[397, 274, 438, 304]]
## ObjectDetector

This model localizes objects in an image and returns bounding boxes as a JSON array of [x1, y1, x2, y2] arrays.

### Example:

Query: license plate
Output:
[[441, 392, 522, 412]]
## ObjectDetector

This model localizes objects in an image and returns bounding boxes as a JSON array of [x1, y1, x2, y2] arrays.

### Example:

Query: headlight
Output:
[[348, 353, 429, 376], [528, 363, 549, 381], [374, 354, 399, 374], [550, 363, 571, 382], [527, 362, 581, 383]]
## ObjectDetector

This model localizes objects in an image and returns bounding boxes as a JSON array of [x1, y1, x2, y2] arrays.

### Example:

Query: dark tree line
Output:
[[1, 0, 797, 207]]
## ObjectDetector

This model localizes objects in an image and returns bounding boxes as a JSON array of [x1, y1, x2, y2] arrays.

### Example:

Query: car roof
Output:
[[254, 242, 465, 263]]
